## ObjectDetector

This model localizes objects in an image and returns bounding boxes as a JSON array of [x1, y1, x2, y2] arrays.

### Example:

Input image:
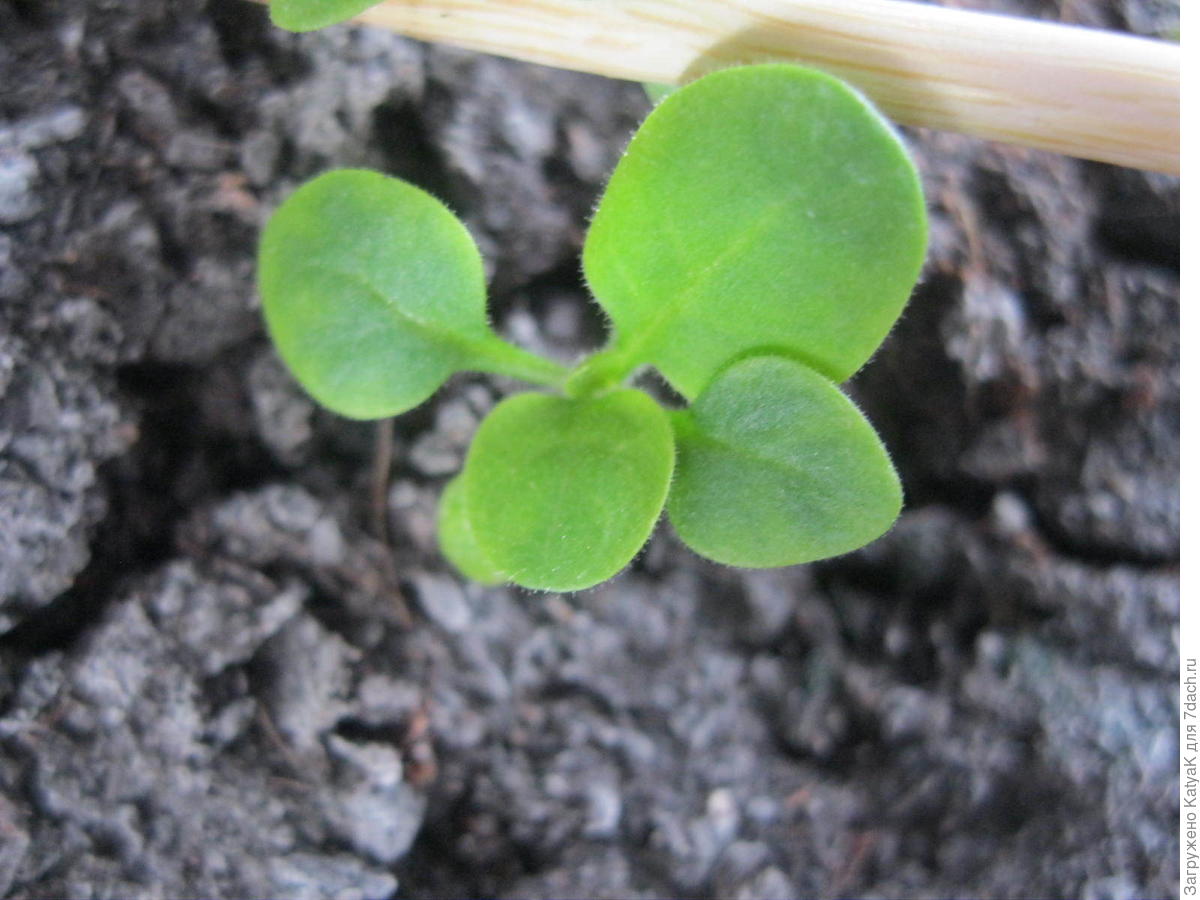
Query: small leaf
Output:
[[584, 64, 927, 398], [462, 389, 674, 591], [259, 169, 559, 419], [270, 0, 380, 31], [668, 355, 901, 567], [438, 476, 508, 585]]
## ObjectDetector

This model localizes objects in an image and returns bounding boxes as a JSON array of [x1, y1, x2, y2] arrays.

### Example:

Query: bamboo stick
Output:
[[256, 0, 1180, 174]]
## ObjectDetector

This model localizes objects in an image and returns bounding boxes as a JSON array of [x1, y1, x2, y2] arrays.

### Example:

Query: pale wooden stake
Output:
[[255, 0, 1179, 173]]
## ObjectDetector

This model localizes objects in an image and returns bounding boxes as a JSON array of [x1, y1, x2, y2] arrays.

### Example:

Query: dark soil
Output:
[[0, 0, 1179, 897]]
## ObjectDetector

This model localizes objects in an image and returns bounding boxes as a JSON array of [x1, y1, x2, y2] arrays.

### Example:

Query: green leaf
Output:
[[259, 170, 483, 419], [583, 64, 927, 399], [438, 475, 507, 585], [270, 0, 379, 31], [667, 354, 901, 567], [259, 169, 563, 420], [462, 389, 674, 591]]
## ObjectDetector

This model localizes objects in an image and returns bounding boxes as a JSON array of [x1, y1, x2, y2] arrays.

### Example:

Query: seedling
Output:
[[258, 64, 928, 591]]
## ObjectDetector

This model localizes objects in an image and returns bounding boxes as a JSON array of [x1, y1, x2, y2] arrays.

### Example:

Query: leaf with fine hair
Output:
[[438, 475, 507, 586], [269, 0, 380, 31], [583, 65, 927, 399], [259, 169, 562, 420], [461, 389, 674, 592], [668, 355, 901, 567]]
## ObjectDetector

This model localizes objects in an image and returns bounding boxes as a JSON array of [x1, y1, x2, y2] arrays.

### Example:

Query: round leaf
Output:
[[438, 475, 507, 586], [462, 390, 674, 592], [258, 169, 491, 419], [584, 65, 928, 398], [668, 355, 901, 567], [270, 0, 379, 31]]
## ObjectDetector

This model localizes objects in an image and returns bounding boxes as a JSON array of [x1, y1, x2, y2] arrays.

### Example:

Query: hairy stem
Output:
[[474, 336, 571, 390], [563, 346, 637, 399]]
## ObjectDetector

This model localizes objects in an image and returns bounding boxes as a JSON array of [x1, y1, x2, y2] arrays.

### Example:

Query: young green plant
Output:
[[258, 64, 928, 592]]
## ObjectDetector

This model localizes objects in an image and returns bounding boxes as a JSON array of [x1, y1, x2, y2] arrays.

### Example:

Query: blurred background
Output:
[[0, 0, 1178, 897]]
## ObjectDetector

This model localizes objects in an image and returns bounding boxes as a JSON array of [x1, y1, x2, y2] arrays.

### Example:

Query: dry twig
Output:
[[251, 0, 1179, 172]]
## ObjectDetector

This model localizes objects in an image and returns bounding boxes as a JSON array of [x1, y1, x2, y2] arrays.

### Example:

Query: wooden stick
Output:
[[257, 0, 1179, 173]]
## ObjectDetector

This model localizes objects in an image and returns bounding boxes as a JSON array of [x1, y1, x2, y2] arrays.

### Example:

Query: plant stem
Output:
[[370, 417, 393, 542], [563, 346, 634, 399], [474, 336, 570, 390]]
